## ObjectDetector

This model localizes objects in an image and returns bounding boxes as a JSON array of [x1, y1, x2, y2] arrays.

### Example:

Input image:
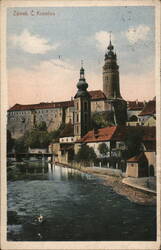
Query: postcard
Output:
[[0, 0, 161, 249]]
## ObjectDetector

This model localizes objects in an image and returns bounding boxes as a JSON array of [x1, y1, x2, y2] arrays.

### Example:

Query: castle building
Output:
[[7, 101, 74, 138], [7, 38, 140, 139]]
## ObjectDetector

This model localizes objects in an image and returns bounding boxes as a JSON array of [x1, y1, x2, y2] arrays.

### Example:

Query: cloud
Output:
[[120, 71, 155, 101], [8, 59, 78, 107], [8, 57, 155, 108], [10, 29, 59, 54], [125, 25, 150, 44], [94, 31, 115, 51]]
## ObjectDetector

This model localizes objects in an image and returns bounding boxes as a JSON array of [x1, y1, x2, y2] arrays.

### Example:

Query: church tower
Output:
[[103, 38, 122, 100], [74, 64, 91, 140]]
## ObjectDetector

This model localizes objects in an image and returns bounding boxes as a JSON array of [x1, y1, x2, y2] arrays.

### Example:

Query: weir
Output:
[[7, 152, 55, 162]]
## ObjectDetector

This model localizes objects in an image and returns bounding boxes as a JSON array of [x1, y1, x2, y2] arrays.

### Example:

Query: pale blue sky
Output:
[[7, 6, 155, 106]]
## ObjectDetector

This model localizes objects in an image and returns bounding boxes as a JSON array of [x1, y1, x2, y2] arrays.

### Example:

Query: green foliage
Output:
[[124, 128, 143, 158], [98, 143, 109, 156], [26, 129, 50, 149], [37, 121, 47, 131], [75, 144, 97, 164], [14, 136, 28, 153], [7, 130, 15, 152], [12, 122, 66, 153], [91, 111, 114, 129], [49, 123, 66, 141]]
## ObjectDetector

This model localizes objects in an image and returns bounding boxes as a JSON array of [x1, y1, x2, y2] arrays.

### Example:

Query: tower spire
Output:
[[109, 31, 112, 41], [108, 31, 114, 51], [80, 60, 85, 79], [81, 59, 83, 68]]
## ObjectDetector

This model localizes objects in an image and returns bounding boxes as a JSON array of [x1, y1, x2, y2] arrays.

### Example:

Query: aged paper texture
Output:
[[0, 0, 161, 249]]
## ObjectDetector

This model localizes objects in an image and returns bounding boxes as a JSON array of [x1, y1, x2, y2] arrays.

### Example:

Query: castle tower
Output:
[[103, 38, 122, 100], [74, 64, 91, 140], [103, 35, 127, 125]]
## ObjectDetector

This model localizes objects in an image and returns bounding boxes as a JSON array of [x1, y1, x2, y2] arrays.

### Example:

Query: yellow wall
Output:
[[126, 163, 138, 177]]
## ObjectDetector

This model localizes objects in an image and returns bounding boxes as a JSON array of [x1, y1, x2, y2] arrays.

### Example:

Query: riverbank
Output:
[[81, 167, 156, 206]]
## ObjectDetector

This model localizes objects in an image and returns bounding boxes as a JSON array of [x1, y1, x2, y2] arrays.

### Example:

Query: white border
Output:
[[1, 0, 160, 249]]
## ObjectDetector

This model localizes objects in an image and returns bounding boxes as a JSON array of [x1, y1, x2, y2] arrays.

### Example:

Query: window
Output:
[[84, 102, 87, 111], [77, 114, 79, 122], [84, 113, 87, 123]]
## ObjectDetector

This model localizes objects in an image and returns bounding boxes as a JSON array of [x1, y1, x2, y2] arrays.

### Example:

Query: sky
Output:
[[7, 6, 155, 107]]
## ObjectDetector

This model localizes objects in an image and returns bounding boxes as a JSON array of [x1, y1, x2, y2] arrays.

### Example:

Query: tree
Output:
[[49, 123, 66, 141], [91, 111, 114, 129], [26, 129, 50, 149], [98, 143, 109, 156], [7, 130, 14, 153], [14, 136, 28, 153], [37, 121, 47, 131], [124, 128, 143, 158], [75, 144, 97, 165]]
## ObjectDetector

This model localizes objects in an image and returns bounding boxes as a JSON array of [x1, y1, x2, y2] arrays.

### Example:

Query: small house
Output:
[[126, 152, 148, 178]]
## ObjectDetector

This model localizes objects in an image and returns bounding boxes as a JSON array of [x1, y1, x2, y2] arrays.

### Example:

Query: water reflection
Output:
[[48, 164, 94, 181], [8, 160, 94, 182], [7, 162, 156, 241]]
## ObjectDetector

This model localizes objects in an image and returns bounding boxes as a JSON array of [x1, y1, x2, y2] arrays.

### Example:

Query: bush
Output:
[[26, 129, 50, 149], [98, 143, 109, 156], [74, 144, 97, 165]]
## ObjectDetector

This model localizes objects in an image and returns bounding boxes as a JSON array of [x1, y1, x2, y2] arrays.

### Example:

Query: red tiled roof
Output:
[[89, 90, 106, 100], [127, 101, 144, 111], [78, 126, 156, 143], [59, 123, 74, 138], [112, 126, 156, 142], [78, 126, 117, 143], [127, 152, 148, 162], [138, 100, 156, 116], [8, 101, 74, 111]]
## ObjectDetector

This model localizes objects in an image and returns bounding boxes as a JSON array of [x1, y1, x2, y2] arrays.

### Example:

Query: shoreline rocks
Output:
[[81, 168, 156, 206]]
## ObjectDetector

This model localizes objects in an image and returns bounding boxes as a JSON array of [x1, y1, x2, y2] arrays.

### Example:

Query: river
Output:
[[7, 162, 156, 241]]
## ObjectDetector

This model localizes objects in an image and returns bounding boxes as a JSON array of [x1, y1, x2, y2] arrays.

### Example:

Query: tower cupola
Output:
[[105, 39, 116, 60], [75, 64, 89, 98]]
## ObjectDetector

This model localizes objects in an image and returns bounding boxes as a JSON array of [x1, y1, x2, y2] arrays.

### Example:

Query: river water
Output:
[[7, 162, 156, 241]]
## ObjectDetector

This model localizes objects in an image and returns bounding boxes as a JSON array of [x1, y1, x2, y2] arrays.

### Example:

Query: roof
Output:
[[8, 101, 74, 111], [127, 101, 144, 111], [59, 123, 74, 138], [127, 152, 148, 163], [89, 90, 106, 101], [78, 126, 156, 143], [78, 126, 117, 143], [112, 126, 156, 142], [138, 100, 156, 116]]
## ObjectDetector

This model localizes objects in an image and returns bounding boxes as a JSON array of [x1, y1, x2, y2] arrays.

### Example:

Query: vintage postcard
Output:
[[0, 0, 161, 249]]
